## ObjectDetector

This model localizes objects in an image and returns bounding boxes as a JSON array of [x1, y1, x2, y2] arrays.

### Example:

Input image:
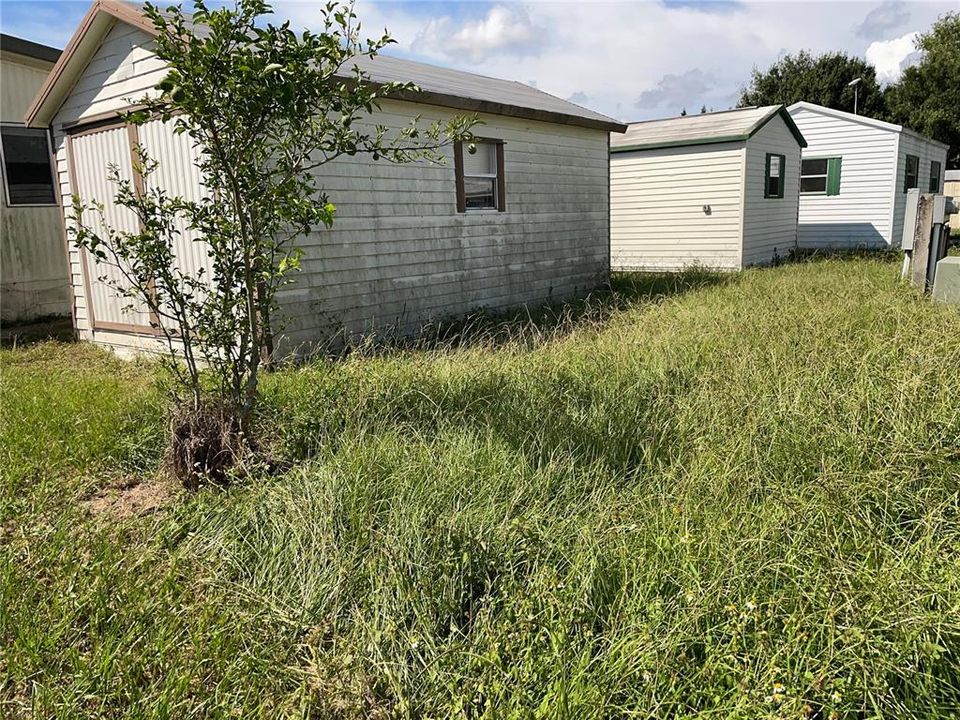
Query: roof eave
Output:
[[747, 106, 807, 148], [610, 134, 748, 153], [24, 0, 158, 127]]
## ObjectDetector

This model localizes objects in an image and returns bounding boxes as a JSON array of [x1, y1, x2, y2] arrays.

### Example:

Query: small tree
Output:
[[71, 0, 475, 482]]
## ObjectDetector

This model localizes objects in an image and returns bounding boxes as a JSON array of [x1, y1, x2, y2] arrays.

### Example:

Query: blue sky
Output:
[[1, 0, 955, 121]]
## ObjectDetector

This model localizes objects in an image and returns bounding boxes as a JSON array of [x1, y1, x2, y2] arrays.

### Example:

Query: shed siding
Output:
[[789, 106, 899, 248], [609, 142, 745, 271], [0, 52, 70, 323], [741, 115, 801, 266], [51, 24, 609, 351], [891, 132, 949, 247]]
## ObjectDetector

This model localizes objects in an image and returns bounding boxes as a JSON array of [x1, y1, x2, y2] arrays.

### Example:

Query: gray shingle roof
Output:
[[347, 54, 624, 132], [610, 105, 806, 152]]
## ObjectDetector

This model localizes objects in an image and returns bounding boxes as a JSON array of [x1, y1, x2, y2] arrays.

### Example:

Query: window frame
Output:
[[454, 137, 506, 213], [764, 152, 786, 199], [0, 122, 58, 208], [929, 160, 942, 193], [800, 156, 842, 196], [903, 154, 919, 193]]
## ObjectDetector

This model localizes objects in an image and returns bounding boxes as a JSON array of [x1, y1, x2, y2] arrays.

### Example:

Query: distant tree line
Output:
[[737, 12, 959, 168]]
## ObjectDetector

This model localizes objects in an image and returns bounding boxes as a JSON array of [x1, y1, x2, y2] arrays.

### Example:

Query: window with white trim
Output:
[[455, 139, 505, 212], [903, 154, 919, 192], [929, 160, 941, 193], [0, 125, 56, 206], [764, 153, 785, 199], [800, 157, 842, 195]]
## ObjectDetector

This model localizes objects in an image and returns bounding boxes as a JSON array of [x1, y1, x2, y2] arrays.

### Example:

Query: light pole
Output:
[[847, 77, 862, 115]]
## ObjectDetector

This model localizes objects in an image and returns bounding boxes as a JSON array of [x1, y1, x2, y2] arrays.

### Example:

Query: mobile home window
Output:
[[455, 139, 505, 212], [764, 153, 785, 199], [0, 125, 56, 206], [929, 160, 941, 193], [800, 157, 842, 195], [903, 154, 919, 192]]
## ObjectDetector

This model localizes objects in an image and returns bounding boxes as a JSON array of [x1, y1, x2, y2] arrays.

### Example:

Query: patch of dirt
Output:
[[81, 476, 177, 519]]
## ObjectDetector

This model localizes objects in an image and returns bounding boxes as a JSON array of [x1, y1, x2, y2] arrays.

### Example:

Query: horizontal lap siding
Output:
[[891, 133, 949, 247], [279, 98, 609, 349], [790, 108, 898, 248], [609, 142, 744, 271], [51, 26, 609, 350], [741, 116, 801, 266]]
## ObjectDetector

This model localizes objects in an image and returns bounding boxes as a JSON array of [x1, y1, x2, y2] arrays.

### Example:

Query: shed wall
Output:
[[609, 142, 745, 271], [789, 106, 899, 248], [891, 133, 949, 247], [0, 52, 70, 323], [741, 115, 801, 265], [52, 22, 610, 353]]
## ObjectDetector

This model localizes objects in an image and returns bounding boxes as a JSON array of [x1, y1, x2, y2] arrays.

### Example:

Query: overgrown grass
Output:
[[2, 257, 960, 718]]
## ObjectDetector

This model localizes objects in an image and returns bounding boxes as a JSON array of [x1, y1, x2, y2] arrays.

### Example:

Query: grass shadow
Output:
[[0, 316, 75, 349]]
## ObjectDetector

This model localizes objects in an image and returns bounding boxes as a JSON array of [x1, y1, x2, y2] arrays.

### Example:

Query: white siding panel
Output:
[[891, 132, 949, 247], [741, 115, 801, 266], [790, 107, 898, 248], [70, 126, 151, 327], [609, 142, 745, 271], [57, 22, 165, 125], [50, 27, 609, 352]]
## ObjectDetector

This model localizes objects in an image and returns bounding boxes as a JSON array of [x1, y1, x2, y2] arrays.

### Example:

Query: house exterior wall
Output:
[[789, 106, 899, 248], [0, 50, 70, 323], [609, 141, 746, 271], [52, 21, 610, 354], [891, 132, 949, 248], [741, 115, 801, 265], [946, 171, 960, 230]]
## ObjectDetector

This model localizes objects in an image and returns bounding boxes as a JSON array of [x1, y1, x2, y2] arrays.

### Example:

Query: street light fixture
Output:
[[847, 77, 862, 115]]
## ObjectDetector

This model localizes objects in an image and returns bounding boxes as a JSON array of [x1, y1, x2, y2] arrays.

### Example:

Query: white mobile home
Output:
[[788, 102, 949, 250], [23, 0, 625, 355], [610, 106, 806, 271], [1, 34, 70, 323]]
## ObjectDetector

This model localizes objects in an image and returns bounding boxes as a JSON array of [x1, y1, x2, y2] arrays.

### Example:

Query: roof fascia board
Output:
[[0, 34, 61, 64], [610, 135, 748, 153], [26, 0, 623, 133], [24, 0, 157, 127], [747, 106, 807, 147], [787, 101, 902, 134]]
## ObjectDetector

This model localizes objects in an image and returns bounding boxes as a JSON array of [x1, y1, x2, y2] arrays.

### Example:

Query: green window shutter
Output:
[[826, 157, 842, 196]]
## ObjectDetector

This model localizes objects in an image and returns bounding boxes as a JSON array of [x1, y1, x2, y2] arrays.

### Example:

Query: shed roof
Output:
[[610, 105, 806, 153], [0, 34, 61, 64], [788, 101, 950, 150], [24, 0, 625, 132]]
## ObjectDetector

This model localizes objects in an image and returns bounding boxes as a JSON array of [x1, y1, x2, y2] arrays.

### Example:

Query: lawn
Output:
[[2, 256, 960, 719]]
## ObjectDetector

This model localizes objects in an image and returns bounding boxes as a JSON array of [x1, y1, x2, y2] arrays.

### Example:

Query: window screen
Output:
[[764, 153, 785, 199], [456, 140, 504, 212], [800, 157, 841, 195], [903, 154, 919, 192], [1, 126, 56, 206], [929, 160, 941, 193]]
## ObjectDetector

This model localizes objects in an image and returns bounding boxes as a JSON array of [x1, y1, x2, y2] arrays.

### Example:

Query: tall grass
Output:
[[2, 256, 960, 718]]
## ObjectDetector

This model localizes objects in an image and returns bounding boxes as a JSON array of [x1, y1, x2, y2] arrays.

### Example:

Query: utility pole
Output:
[[847, 77, 862, 115]]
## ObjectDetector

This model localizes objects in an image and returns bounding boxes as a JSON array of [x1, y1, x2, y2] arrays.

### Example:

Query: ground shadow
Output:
[[0, 316, 74, 349]]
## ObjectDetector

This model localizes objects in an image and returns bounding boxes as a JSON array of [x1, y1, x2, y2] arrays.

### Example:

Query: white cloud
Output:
[[278, 0, 957, 121], [865, 31, 922, 83], [413, 6, 543, 63]]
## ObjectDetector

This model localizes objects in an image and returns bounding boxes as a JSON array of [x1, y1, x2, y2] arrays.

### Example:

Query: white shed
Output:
[[788, 102, 949, 250], [1, 34, 70, 323], [22, 0, 625, 355], [610, 106, 806, 271]]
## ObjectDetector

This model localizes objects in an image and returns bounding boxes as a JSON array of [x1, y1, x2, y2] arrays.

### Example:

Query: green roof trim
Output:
[[610, 105, 807, 154]]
